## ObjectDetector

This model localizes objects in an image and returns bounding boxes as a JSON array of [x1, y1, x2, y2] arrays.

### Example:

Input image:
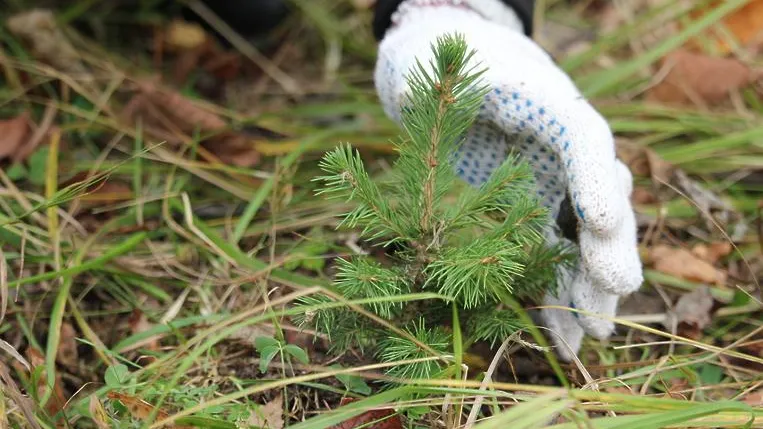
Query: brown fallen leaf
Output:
[[328, 398, 403, 429], [247, 395, 285, 429], [650, 245, 727, 285], [647, 49, 759, 106], [107, 392, 165, 420], [742, 390, 763, 407], [127, 309, 160, 351], [631, 187, 657, 205], [55, 322, 78, 370], [6, 9, 90, 77], [131, 81, 227, 130], [616, 140, 674, 183], [26, 347, 67, 419], [79, 181, 134, 204], [123, 81, 260, 168], [0, 112, 31, 160], [691, 242, 733, 265], [665, 285, 714, 339]]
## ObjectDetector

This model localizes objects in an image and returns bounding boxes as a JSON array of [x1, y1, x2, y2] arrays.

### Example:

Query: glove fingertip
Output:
[[578, 317, 615, 340]]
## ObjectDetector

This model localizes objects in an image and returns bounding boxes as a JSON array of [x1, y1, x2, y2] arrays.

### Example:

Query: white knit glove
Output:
[[374, 0, 644, 360]]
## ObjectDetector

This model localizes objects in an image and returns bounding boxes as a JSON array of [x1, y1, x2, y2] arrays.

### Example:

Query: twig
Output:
[[464, 333, 518, 429]]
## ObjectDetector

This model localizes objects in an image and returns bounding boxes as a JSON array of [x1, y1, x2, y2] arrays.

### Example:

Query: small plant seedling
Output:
[[255, 336, 310, 374], [296, 33, 571, 380]]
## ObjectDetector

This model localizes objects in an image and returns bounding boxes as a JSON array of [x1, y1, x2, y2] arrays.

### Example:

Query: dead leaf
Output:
[[328, 398, 403, 429], [89, 395, 111, 429], [107, 392, 166, 420], [665, 285, 714, 339], [123, 81, 260, 167], [616, 140, 674, 183], [247, 395, 285, 429], [202, 51, 242, 82], [165, 19, 207, 51], [631, 187, 657, 205], [691, 242, 733, 264], [106, 392, 194, 428], [211, 133, 261, 167], [14, 105, 57, 163], [79, 181, 134, 203], [127, 309, 159, 351], [0, 112, 31, 160], [742, 390, 763, 407], [647, 49, 758, 106], [26, 347, 67, 419], [7, 9, 90, 77], [663, 378, 690, 400], [650, 245, 727, 285], [55, 322, 78, 370], [132, 81, 227, 130], [688, 1, 763, 54]]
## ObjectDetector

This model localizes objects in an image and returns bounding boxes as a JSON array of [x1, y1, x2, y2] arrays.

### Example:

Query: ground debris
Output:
[[664, 285, 715, 339], [0, 112, 32, 161], [647, 49, 759, 106], [122, 80, 260, 167], [327, 397, 403, 429], [6, 9, 91, 78], [687, 0, 763, 54], [649, 245, 727, 285], [106, 392, 194, 428], [245, 394, 285, 429]]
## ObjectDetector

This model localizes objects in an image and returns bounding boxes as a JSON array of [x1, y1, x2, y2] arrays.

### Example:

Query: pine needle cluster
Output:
[[294, 33, 571, 380]]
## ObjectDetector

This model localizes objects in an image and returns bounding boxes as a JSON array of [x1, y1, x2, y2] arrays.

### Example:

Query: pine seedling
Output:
[[296, 33, 572, 380]]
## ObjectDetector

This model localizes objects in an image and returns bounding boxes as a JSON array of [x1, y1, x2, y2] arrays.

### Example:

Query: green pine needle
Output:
[[377, 318, 450, 380], [334, 257, 410, 319]]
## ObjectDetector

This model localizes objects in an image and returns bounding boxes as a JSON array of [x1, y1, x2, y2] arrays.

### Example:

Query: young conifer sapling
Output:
[[295, 33, 570, 380]]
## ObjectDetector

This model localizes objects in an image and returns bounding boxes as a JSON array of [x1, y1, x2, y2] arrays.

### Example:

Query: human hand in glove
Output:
[[372, 0, 643, 360]]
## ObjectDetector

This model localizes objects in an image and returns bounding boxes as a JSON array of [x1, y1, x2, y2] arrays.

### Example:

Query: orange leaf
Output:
[[691, 242, 732, 264], [688, 1, 763, 54]]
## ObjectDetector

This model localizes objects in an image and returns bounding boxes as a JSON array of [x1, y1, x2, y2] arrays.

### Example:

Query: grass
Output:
[[0, 0, 761, 428]]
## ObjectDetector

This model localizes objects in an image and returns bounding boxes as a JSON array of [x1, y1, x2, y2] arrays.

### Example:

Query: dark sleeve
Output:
[[372, 0, 535, 40]]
